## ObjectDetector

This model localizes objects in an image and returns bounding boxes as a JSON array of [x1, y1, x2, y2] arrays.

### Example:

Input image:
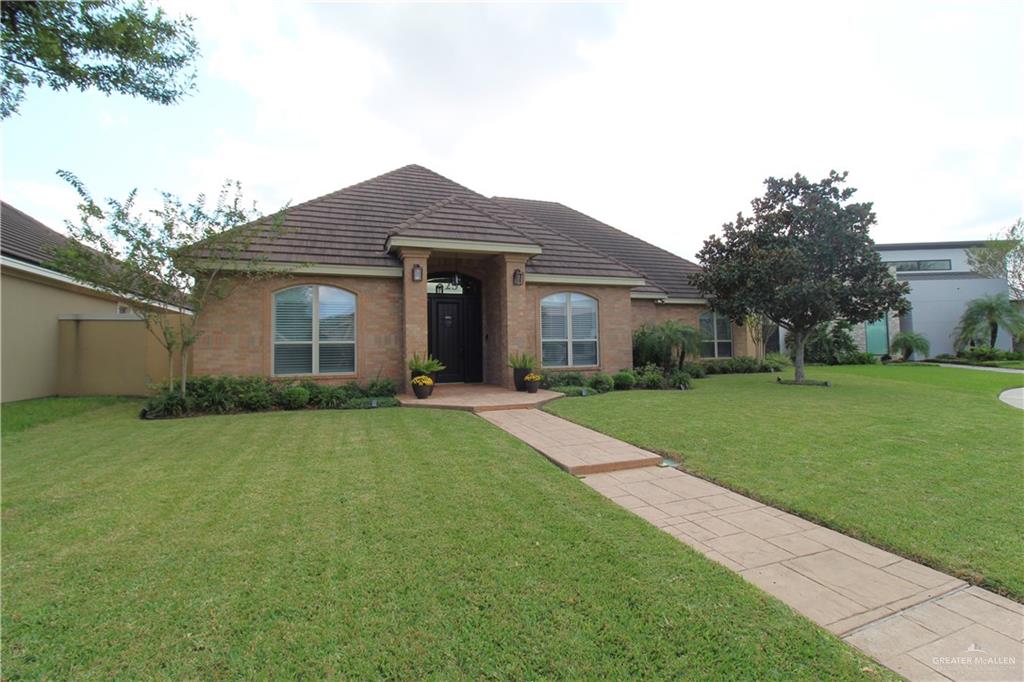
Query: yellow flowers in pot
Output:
[[411, 375, 434, 387], [524, 373, 542, 382]]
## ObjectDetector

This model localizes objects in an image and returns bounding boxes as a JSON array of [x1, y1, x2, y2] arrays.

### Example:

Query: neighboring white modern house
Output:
[[866, 241, 1013, 358]]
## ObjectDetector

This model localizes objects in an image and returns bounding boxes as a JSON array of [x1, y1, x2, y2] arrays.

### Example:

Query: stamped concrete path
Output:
[[482, 407, 1024, 682]]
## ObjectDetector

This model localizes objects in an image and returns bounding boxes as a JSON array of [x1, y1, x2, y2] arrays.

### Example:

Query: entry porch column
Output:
[[399, 248, 430, 393], [497, 254, 530, 389]]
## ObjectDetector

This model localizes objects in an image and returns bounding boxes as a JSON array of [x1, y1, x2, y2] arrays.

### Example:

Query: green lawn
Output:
[[1, 400, 887, 679], [547, 364, 1024, 600], [1, 395, 131, 434]]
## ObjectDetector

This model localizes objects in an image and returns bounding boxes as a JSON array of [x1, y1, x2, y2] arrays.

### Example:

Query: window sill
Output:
[[271, 373, 358, 380]]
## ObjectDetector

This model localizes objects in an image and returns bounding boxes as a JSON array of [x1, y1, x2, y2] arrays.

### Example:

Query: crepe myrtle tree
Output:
[[1, 0, 199, 118], [690, 171, 910, 383], [49, 171, 288, 397]]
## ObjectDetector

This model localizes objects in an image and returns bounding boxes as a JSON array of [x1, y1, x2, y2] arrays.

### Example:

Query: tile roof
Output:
[[493, 197, 703, 299], [1, 201, 71, 268], [227, 165, 641, 280], [388, 195, 537, 246]]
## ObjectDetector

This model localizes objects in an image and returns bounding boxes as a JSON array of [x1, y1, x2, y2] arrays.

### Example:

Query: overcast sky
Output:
[[2, 1, 1021, 261]]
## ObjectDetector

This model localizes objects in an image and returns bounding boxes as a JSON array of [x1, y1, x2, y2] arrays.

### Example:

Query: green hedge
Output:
[[142, 375, 399, 419]]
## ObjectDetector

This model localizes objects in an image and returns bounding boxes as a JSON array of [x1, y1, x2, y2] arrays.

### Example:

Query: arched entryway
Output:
[[427, 272, 483, 383]]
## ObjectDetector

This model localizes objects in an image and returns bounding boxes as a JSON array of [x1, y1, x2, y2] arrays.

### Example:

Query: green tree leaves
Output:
[[1, 0, 199, 117]]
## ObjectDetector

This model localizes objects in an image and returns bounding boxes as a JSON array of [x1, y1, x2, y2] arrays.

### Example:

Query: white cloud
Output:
[[5, 1, 1020, 258]]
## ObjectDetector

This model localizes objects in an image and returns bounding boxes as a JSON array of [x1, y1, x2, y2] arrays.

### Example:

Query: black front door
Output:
[[428, 293, 482, 383]]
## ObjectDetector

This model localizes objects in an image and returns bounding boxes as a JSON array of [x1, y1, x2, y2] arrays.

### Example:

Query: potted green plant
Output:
[[408, 353, 446, 395], [523, 372, 542, 394], [508, 352, 537, 392], [411, 374, 433, 399]]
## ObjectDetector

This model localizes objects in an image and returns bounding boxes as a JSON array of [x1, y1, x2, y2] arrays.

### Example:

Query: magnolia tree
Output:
[[50, 172, 287, 396], [690, 171, 910, 383]]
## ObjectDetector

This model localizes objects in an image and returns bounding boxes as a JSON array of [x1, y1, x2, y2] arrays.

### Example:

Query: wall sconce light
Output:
[[412, 263, 423, 282], [512, 268, 524, 286]]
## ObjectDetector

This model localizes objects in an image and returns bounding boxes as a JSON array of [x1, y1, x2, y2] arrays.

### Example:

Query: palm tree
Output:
[[660, 320, 701, 369], [890, 331, 930, 361], [635, 320, 701, 371], [954, 294, 1024, 350]]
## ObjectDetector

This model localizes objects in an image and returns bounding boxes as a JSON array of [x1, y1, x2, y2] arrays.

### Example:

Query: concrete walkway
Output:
[[998, 387, 1024, 410], [483, 408, 1024, 682], [933, 362, 1024, 374], [480, 408, 660, 474]]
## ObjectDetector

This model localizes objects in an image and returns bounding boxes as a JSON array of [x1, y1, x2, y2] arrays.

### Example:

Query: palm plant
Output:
[[408, 352, 446, 376], [640, 320, 701, 371], [890, 331, 930, 361], [954, 294, 1024, 350]]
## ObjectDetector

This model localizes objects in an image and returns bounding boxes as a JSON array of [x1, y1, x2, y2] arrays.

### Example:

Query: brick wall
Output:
[[193, 274, 404, 385]]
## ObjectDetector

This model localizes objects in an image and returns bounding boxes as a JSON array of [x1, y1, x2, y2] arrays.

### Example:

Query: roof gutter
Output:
[[2, 255, 189, 313], [210, 261, 404, 277], [526, 273, 647, 287], [385, 235, 542, 255]]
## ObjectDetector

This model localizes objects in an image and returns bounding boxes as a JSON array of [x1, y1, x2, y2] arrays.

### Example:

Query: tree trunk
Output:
[[793, 331, 807, 383], [179, 347, 189, 398], [167, 350, 175, 387], [678, 346, 686, 370], [990, 322, 998, 348]]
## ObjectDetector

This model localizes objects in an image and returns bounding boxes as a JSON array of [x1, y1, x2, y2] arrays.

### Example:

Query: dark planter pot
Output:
[[513, 368, 531, 392], [412, 371, 436, 395], [525, 380, 540, 394], [412, 383, 432, 400]]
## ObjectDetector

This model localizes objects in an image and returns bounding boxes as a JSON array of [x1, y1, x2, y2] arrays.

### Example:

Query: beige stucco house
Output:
[[193, 165, 751, 392], [1, 202, 181, 402]]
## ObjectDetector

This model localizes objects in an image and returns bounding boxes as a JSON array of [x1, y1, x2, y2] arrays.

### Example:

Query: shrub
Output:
[[635, 363, 665, 389], [587, 372, 614, 393], [308, 386, 347, 409], [278, 386, 310, 410], [839, 351, 879, 365], [680, 362, 707, 379], [958, 346, 1021, 362], [301, 380, 333, 408], [347, 396, 400, 409], [665, 369, 693, 390], [612, 370, 636, 390], [542, 371, 584, 388], [550, 385, 588, 397], [787, 320, 857, 364], [728, 356, 761, 373], [140, 375, 400, 419], [188, 375, 237, 413], [366, 378, 396, 397], [702, 360, 726, 375], [142, 390, 194, 418], [235, 376, 276, 411], [761, 353, 791, 372]]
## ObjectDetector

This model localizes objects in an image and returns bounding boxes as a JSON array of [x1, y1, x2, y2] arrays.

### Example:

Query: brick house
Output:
[[193, 165, 751, 391]]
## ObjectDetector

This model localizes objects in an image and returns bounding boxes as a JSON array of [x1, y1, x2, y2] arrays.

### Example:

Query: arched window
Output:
[[699, 311, 732, 358], [273, 286, 356, 375], [541, 292, 598, 367]]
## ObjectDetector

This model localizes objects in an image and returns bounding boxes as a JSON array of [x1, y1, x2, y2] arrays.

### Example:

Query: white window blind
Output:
[[541, 292, 599, 367], [273, 286, 356, 375]]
